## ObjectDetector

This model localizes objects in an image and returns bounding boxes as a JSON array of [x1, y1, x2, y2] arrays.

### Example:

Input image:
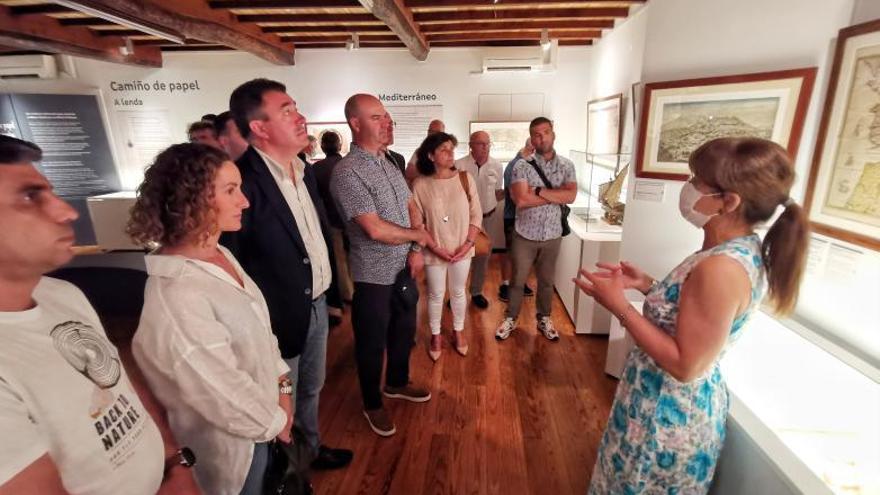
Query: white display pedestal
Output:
[[553, 214, 622, 335], [604, 300, 641, 378]]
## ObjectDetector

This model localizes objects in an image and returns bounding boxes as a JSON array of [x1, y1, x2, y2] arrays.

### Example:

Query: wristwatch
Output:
[[535, 186, 543, 198], [410, 242, 423, 253], [279, 378, 293, 395], [164, 446, 196, 477]]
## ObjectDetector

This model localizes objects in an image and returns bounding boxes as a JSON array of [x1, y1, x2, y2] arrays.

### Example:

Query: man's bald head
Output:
[[344, 93, 381, 122], [344, 93, 390, 152], [427, 119, 445, 135], [468, 130, 491, 165]]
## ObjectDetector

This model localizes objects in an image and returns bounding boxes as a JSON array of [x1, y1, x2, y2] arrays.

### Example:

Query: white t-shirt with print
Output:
[[0, 277, 164, 495]]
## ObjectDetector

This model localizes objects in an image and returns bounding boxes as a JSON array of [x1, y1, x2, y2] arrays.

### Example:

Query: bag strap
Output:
[[458, 171, 473, 204], [527, 158, 555, 189]]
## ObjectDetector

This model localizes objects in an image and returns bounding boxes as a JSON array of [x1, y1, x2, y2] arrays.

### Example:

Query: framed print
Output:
[[805, 19, 880, 251], [469, 120, 531, 163], [587, 93, 623, 155], [306, 122, 351, 161], [635, 67, 816, 180]]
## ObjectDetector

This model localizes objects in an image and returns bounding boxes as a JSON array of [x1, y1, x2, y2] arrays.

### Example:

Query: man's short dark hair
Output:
[[0, 134, 42, 164], [187, 121, 216, 138], [529, 116, 553, 131], [213, 111, 234, 137], [200, 113, 218, 124], [229, 78, 286, 140], [320, 131, 341, 155]]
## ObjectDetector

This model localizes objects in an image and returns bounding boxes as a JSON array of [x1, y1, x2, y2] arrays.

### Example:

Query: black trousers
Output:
[[351, 276, 417, 410]]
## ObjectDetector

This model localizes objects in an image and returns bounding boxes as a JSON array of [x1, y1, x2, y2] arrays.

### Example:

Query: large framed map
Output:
[[635, 68, 816, 180], [469, 121, 531, 163], [805, 19, 880, 251]]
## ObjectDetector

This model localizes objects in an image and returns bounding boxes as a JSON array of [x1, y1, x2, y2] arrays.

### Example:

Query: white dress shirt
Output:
[[455, 154, 503, 214], [133, 246, 289, 495], [255, 147, 332, 299]]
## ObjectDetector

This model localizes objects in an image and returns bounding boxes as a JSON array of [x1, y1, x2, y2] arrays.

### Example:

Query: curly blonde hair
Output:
[[127, 143, 230, 247]]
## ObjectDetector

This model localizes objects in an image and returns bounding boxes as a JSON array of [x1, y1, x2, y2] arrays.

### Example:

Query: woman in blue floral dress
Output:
[[575, 137, 810, 494]]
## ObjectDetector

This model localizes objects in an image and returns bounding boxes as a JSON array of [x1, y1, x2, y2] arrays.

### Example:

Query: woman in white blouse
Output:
[[127, 143, 293, 495]]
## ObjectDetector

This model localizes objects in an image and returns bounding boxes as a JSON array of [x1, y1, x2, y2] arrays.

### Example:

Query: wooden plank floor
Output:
[[313, 254, 619, 495]]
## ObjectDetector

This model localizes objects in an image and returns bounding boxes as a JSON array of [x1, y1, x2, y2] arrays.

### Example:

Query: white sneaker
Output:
[[495, 317, 516, 341], [537, 316, 559, 341]]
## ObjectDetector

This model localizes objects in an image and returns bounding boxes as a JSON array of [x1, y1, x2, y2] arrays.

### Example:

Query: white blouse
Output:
[[132, 246, 289, 495]]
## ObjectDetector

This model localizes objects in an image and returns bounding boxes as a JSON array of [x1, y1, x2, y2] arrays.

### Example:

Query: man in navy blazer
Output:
[[221, 78, 352, 471]]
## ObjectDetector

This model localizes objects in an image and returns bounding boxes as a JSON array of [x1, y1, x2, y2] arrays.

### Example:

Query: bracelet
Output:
[[535, 186, 543, 198], [410, 242, 422, 253], [643, 278, 658, 295], [279, 378, 293, 395], [465, 238, 475, 245]]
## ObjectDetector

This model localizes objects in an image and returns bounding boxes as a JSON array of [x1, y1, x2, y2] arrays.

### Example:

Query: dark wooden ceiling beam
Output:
[[406, 0, 642, 7], [415, 8, 628, 22], [421, 19, 614, 32], [262, 25, 391, 33], [9, 4, 71, 15], [237, 13, 377, 23], [356, 0, 428, 60], [426, 29, 600, 42], [54, 0, 296, 65], [279, 34, 400, 43], [0, 5, 161, 67], [431, 39, 593, 48], [208, 0, 363, 8]]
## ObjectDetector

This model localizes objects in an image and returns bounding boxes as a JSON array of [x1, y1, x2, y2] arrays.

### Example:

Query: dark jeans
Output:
[[352, 274, 417, 410], [239, 442, 271, 495]]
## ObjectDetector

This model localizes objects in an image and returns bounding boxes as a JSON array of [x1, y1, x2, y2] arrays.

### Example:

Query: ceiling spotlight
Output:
[[346, 33, 361, 51], [541, 28, 551, 50], [119, 37, 134, 56]]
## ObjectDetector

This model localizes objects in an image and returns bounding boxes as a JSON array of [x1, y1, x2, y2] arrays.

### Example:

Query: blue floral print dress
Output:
[[588, 234, 767, 494]]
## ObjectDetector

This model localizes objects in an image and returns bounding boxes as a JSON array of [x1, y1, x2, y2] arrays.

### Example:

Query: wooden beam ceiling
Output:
[[406, 0, 643, 8], [420, 20, 615, 32], [415, 7, 629, 22], [53, 0, 296, 65], [0, 4, 161, 66], [356, 0, 428, 60]]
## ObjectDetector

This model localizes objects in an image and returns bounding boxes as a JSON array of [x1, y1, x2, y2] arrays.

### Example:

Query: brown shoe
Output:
[[363, 408, 396, 437], [382, 385, 432, 403]]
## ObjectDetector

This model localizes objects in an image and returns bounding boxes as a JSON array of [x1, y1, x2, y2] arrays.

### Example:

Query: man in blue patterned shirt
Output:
[[495, 117, 577, 342]]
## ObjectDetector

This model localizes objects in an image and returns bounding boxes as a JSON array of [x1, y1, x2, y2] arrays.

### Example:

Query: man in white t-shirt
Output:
[[0, 135, 198, 494], [454, 130, 504, 309]]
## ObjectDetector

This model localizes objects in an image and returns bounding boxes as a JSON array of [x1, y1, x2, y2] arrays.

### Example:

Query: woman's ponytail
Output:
[[762, 200, 809, 315]]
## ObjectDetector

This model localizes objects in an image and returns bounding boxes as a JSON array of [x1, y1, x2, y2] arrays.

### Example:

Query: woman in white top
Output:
[[410, 132, 482, 361], [127, 143, 293, 495]]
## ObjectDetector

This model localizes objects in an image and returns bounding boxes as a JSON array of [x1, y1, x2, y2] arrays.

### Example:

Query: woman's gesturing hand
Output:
[[573, 266, 629, 315], [594, 261, 654, 294]]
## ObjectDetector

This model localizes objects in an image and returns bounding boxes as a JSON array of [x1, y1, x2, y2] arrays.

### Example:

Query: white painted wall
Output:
[[66, 46, 591, 189], [852, 0, 880, 24], [618, 0, 856, 285]]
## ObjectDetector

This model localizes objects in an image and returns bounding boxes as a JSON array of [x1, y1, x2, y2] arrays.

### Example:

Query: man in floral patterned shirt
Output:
[[495, 117, 577, 342]]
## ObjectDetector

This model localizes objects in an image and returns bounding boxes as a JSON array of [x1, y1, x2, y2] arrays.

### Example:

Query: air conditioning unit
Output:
[[482, 56, 545, 73], [0, 55, 58, 79], [481, 42, 558, 73]]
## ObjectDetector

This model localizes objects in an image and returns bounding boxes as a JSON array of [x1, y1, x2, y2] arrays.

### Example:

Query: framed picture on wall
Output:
[[587, 93, 624, 166], [804, 19, 880, 251], [306, 122, 351, 161], [635, 67, 816, 180], [469, 120, 531, 163]]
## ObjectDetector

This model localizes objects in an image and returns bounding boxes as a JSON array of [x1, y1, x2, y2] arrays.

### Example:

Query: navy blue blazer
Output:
[[220, 146, 340, 358]]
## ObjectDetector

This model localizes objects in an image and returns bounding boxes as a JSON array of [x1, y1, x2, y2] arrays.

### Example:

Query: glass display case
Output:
[[569, 150, 630, 232]]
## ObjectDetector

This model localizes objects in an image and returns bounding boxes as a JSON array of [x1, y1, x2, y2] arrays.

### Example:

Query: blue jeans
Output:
[[284, 294, 328, 454], [239, 442, 270, 495]]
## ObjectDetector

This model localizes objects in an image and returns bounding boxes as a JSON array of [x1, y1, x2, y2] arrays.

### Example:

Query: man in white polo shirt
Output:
[[0, 135, 197, 494], [454, 130, 504, 309]]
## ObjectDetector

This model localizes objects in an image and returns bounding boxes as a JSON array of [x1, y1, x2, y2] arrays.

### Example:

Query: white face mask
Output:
[[679, 181, 722, 228]]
